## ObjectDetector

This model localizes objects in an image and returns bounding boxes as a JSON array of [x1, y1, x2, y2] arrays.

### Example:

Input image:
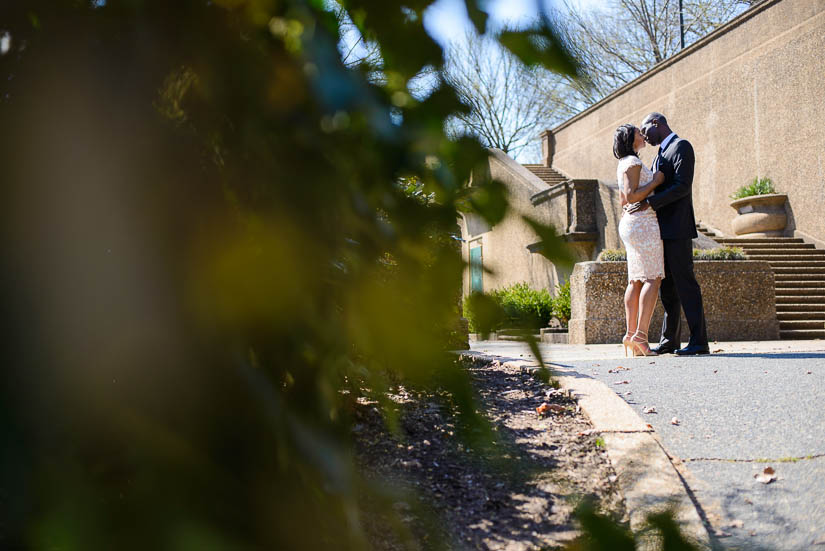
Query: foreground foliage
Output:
[[0, 0, 575, 549]]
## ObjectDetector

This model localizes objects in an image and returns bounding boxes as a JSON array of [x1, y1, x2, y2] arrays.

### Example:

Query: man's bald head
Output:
[[640, 112, 671, 146]]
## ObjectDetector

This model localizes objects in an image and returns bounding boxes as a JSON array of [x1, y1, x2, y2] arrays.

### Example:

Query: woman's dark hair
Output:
[[613, 124, 638, 159]]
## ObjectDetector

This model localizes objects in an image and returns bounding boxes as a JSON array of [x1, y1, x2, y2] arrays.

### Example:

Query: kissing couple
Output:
[[613, 112, 709, 357]]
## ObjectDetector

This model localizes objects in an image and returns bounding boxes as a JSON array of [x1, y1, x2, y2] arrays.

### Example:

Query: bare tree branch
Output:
[[444, 29, 576, 159], [557, 0, 751, 105]]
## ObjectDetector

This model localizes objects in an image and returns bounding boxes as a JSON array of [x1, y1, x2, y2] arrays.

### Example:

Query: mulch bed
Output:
[[353, 356, 627, 550]]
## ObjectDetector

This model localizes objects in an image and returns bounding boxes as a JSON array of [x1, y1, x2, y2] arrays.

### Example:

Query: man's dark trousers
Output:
[[660, 238, 708, 349]]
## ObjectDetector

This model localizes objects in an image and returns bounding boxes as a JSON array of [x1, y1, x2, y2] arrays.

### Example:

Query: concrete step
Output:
[[764, 261, 825, 268], [745, 249, 825, 256], [775, 288, 825, 296], [775, 274, 825, 282], [776, 295, 825, 304], [780, 329, 825, 339], [779, 320, 825, 330], [716, 237, 803, 244], [748, 254, 825, 261], [733, 243, 816, 250], [777, 311, 825, 321], [775, 303, 825, 312], [773, 267, 825, 275], [773, 280, 825, 289]]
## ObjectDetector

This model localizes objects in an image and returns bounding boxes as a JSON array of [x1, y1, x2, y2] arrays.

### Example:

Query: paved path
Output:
[[470, 340, 825, 550]]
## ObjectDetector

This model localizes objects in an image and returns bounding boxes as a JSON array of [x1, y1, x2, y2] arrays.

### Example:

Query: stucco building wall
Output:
[[550, 0, 825, 245], [461, 150, 566, 296]]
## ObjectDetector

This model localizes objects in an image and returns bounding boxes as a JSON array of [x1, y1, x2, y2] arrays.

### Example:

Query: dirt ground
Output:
[[353, 356, 628, 550]]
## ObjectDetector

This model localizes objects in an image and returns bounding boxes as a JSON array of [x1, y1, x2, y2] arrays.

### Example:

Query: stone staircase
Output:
[[523, 164, 568, 186], [709, 232, 825, 340]]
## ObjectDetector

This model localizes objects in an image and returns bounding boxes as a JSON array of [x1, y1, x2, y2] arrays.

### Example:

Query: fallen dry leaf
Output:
[[536, 403, 565, 416], [712, 349, 724, 353], [670, 417, 680, 426], [642, 406, 657, 414], [645, 423, 653, 430], [754, 466, 777, 484], [614, 380, 630, 385]]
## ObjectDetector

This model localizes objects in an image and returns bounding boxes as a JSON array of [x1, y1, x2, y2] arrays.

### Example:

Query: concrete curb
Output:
[[462, 351, 711, 550]]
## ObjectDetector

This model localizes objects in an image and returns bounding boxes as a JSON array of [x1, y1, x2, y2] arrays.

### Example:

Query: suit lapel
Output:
[[655, 134, 678, 171]]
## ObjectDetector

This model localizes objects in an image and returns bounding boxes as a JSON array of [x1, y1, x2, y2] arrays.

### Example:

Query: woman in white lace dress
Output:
[[614, 124, 666, 356]]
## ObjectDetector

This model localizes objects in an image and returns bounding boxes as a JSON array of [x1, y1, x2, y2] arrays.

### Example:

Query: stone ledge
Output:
[[569, 261, 779, 344]]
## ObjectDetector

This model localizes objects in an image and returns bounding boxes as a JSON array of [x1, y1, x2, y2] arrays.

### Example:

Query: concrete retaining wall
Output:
[[550, 0, 825, 245], [569, 261, 779, 344]]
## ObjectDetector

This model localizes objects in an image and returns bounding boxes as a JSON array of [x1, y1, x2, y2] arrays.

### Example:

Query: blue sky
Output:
[[423, 0, 601, 46]]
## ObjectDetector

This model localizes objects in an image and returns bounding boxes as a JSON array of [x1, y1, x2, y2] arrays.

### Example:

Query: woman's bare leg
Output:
[[634, 277, 662, 347], [624, 281, 643, 338]]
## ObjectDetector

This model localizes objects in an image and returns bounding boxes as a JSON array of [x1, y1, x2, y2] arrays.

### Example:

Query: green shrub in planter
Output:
[[730, 177, 776, 200], [693, 247, 745, 260], [598, 247, 745, 262], [598, 249, 627, 261]]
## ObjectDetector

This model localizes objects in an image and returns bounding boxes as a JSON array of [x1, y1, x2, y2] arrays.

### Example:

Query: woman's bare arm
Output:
[[624, 169, 664, 203]]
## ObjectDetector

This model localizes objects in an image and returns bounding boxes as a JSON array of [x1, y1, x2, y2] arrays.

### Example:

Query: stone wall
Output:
[[569, 261, 779, 344], [550, 0, 825, 246], [461, 149, 565, 295], [460, 149, 626, 297]]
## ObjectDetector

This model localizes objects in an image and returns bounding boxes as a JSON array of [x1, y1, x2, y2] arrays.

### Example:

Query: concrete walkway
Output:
[[469, 339, 825, 550]]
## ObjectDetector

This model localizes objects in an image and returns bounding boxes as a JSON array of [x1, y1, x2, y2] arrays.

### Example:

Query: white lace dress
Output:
[[617, 156, 665, 282]]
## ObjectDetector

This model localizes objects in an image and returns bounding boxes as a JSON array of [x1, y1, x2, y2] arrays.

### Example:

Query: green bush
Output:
[[598, 246, 745, 262], [494, 282, 554, 330], [464, 291, 507, 334], [730, 177, 776, 200], [693, 246, 745, 260], [552, 280, 571, 328], [598, 249, 627, 261], [465, 282, 554, 332]]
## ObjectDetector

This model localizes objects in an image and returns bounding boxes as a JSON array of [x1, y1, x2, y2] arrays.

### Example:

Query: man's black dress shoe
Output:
[[675, 345, 710, 356], [651, 344, 678, 355]]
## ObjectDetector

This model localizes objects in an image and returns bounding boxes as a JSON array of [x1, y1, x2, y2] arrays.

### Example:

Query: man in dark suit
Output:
[[628, 112, 709, 355]]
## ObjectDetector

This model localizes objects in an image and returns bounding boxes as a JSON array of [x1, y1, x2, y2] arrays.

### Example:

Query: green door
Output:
[[470, 246, 483, 293]]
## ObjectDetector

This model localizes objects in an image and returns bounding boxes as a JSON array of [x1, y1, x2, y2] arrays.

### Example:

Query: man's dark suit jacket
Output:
[[647, 136, 698, 240]]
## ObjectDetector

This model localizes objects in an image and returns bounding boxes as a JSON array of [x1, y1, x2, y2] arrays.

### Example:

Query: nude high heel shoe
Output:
[[622, 333, 633, 357], [630, 330, 658, 357]]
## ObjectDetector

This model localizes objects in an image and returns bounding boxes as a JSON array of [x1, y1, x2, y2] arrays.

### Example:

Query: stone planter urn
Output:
[[730, 193, 788, 237]]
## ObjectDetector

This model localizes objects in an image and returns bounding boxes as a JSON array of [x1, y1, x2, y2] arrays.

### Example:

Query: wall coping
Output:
[[488, 148, 551, 195], [575, 259, 774, 273], [551, 0, 780, 134]]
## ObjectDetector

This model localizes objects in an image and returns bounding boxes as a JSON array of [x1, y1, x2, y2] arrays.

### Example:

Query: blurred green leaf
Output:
[[522, 215, 574, 266], [470, 179, 508, 226], [567, 500, 635, 551], [498, 18, 580, 76]]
